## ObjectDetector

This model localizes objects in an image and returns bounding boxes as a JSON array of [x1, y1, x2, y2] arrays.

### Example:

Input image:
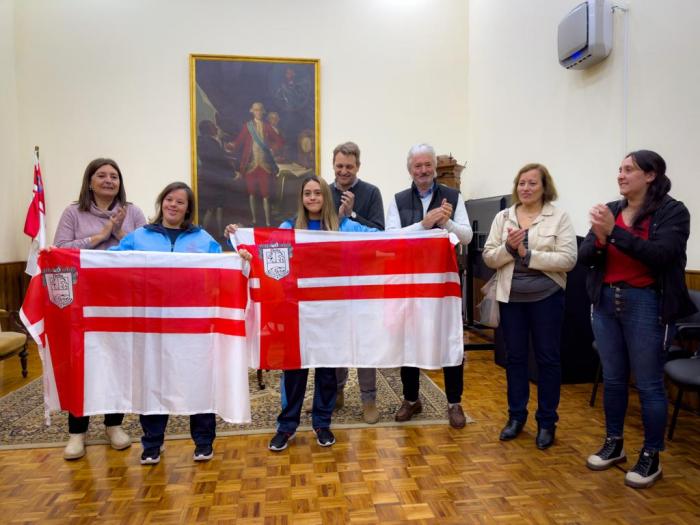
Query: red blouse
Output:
[[602, 214, 654, 287]]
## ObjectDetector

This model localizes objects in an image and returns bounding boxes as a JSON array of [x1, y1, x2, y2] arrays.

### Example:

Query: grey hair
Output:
[[406, 143, 437, 171]]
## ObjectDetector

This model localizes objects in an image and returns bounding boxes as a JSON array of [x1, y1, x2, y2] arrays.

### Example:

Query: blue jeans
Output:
[[278, 368, 337, 433], [499, 289, 565, 429], [140, 413, 216, 450], [592, 286, 667, 451]]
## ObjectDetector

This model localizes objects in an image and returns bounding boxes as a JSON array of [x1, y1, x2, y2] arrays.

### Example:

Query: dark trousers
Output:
[[499, 289, 565, 429], [68, 413, 124, 434], [140, 413, 216, 450], [401, 362, 464, 404], [278, 368, 337, 433]]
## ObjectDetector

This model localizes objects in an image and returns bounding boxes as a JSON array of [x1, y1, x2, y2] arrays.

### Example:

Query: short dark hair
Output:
[[625, 149, 671, 228], [511, 163, 558, 205], [332, 141, 361, 165], [77, 158, 126, 212], [151, 181, 195, 229]]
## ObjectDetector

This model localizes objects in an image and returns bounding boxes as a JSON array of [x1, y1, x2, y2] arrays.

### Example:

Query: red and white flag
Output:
[[236, 228, 464, 370], [20, 249, 251, 423], [24, 149, 46, 276]]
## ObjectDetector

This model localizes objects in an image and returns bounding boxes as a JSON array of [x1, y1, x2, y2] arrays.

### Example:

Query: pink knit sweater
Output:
[[53, 202, 147, 250]]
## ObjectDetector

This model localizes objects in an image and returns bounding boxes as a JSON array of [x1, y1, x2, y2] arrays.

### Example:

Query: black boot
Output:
[[499, 419, 525, 441], [535, 426, 556, 449]]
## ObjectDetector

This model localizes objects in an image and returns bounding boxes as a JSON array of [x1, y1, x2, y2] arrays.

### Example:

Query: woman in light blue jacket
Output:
[[112, 181, 220, 465]]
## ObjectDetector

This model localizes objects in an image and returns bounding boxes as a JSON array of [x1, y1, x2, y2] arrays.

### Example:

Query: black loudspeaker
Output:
[[464, 195, 511, 327], [493, 236, 599, 384]]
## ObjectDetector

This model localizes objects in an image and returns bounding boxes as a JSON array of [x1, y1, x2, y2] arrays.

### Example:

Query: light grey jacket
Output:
[[482, 203, 577, 302]]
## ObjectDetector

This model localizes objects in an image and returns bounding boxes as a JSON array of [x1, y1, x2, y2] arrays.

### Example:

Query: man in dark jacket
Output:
[[386, 143, 472, 429], [330, 141, 385, 230], [330, 141, 385, 424]]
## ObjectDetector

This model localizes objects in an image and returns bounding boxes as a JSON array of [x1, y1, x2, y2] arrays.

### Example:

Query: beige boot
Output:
[[362, 400, 379, 424], [63, 433, 86, 460], [105, 425, 132, 450]]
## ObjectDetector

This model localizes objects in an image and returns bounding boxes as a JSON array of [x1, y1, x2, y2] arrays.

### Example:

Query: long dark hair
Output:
[[77, 158, 126, 211], [151, 182, 195, 229], [625, 150, 671, 229]]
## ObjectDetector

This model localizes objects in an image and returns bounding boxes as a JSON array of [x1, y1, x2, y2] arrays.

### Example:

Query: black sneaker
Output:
[[314, 427, 336, 447], [625, 449, 662, 489], [140, 446, 161, 465], [269, 431, 295, 451], [586, 437, 626, 471], [193, 444, 214, 462]]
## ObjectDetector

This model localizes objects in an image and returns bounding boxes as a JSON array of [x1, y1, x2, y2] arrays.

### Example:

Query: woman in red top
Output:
[[579, 150, 695, 489]]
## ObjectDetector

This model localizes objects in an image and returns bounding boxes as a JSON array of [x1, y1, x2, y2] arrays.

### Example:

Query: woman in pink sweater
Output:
[[53, 157, 146, 460]]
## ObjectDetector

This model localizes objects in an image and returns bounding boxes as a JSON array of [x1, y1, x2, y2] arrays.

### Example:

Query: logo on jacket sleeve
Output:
[[259, 243, 292, 280], [42, 266, 78, 308]]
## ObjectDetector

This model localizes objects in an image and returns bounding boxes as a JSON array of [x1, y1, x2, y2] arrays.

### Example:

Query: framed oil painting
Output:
[[189, 54, 320, 241]]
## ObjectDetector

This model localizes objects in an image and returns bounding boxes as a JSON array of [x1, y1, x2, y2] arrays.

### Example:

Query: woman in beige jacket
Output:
[[483, 163, 577, 449]]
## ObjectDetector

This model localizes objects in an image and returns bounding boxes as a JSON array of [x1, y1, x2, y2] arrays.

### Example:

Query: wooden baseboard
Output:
[[0, 261, 31, 312], [686, 270, 700, 291]]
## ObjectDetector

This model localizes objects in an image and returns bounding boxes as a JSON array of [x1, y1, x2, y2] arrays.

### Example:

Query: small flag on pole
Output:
[[24, 147, 46, 276]]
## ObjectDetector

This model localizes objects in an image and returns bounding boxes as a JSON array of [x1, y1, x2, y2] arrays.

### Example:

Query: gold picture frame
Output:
[[189, 54, 320, 235]]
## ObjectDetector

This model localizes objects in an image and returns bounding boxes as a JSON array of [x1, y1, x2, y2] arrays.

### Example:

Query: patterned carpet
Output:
[[0, 368, 466, 449]]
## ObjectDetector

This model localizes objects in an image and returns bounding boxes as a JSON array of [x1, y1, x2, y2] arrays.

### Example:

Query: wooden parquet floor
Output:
[[1, 341, 700, 524]]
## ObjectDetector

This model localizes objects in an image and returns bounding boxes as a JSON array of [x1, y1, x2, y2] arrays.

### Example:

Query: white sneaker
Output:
[[63, 433, 86, 460], [105, 426, 132, 450]]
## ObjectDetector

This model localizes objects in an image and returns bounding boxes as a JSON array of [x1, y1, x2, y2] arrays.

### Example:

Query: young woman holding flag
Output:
[[226, 175, 376, 451], [112, 181, 221, 465]]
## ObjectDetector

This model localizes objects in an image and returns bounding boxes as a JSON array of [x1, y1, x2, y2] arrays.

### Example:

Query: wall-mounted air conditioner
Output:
[[558, 0, 613, 70]]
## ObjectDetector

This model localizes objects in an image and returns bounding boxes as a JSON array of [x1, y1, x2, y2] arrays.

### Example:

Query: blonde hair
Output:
[[511, 163, 558, 205], [294, 176, 339, 231]]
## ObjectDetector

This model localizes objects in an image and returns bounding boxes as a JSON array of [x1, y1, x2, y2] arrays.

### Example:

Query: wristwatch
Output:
[[350, 211, 357, 219]]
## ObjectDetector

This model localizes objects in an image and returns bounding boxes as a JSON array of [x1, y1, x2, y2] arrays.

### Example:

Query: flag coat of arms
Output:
[[20, 249, 251, 423], [236, 228, 464, 370]]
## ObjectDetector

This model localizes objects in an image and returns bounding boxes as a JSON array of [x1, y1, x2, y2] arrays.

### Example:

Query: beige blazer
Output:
[[482, 203, 578, 303]]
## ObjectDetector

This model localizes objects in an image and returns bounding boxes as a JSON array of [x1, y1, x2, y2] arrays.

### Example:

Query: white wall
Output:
[[5, 0, 699, 268], [0, 0, 21, 262], [2, 0, 469, 261], [467, 0, 700, 267]]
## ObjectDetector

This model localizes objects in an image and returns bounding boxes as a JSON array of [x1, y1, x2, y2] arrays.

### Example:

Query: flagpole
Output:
[[24, 146, 46, 276]]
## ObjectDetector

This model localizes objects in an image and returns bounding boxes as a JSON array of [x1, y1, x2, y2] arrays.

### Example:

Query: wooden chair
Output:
[[0, 309, 29, 378]]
